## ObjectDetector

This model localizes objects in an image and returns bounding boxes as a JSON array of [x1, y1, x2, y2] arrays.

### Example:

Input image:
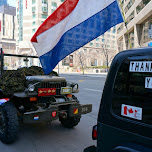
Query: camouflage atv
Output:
[[0, 48, 92, 144]]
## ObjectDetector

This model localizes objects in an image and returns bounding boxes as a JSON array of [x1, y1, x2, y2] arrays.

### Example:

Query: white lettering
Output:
[[129, 61, 152, 72], [145, 77, 152, 89]]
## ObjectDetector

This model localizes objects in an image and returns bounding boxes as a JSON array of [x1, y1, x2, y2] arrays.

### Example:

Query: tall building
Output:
[[0, 4, 16, 69], [116, 0, 152, 52], [0, 0, 8, 6], [16, 0, 64, 55], [16, 0, 64, 67]]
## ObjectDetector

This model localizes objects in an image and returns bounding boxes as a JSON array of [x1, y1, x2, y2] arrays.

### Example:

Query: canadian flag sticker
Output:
[[121, 104, 142, 120]]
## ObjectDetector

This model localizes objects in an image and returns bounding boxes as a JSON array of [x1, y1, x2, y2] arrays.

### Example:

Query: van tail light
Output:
[[30, 97, 37, 102], [92, 125, 97, 140]]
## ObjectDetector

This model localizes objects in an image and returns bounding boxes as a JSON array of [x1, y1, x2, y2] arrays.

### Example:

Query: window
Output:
[[91, 59, 97, 66], [62, 56, 69, 66], [42, 14, 47, 19], [112, 57, 152, 125], [32, 0, 36, 4], [96, 38, 99, 41], [32, 14, 36, 18], [136, 0, 151, 14], [51, 9, 56, 13], [42, 6, 47, 12], [125, 30, 134, 49], [52, 2, 57, 7], [96, 43, 99, 47], [112, 29, 116, 33], [102, 39, 105, 42], [124, 0, 135, 14], [141, 19, 152, 44], [32, 29, 36, 33], [32, 21, 35, 26], [60, 0, 65, 2], [42, 0, 47, 4], [90, 42, 93, 46], [32, 7, 36, 12], [117, 24, 123, 34], [126, 11, 134, 25]]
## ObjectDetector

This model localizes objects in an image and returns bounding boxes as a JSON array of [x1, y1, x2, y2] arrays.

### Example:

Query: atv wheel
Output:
[[59, 116, 81, 128], [0, 102, 19, 144]]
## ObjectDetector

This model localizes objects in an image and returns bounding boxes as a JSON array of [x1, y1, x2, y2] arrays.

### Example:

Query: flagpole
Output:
[[58, 63, 59, 75]]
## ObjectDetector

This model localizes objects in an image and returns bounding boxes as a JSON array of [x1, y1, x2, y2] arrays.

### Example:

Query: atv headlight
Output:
[[72, 83, 79, 93], [28, 84, 35, 92]]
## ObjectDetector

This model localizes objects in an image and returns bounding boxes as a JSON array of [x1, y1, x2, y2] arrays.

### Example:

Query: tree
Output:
[[74, 48, 87, 74], [101, 44, 115, 72]]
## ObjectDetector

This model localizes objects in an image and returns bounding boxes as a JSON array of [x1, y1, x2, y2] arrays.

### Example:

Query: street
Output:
[[0, 73, 107, 152]]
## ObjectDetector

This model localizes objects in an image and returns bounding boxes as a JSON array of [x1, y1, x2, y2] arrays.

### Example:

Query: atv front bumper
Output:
[[23, 103, 92, 123]]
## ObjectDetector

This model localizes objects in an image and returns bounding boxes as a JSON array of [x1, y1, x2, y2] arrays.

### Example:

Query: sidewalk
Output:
[[57, 71, 107, 78]]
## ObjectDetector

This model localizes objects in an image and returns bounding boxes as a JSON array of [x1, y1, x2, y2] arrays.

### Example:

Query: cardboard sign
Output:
[[129, 61, 152, 72], [121, 104, 142, 120]]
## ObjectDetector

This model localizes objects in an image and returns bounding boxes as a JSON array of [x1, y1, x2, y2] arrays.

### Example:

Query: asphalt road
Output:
[[0, 73, 107, 152]]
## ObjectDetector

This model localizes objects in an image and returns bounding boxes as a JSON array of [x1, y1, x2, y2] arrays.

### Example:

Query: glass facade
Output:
[[125, 30, 134, 49], [19, 0, 23, 41], [136, 0, 151, 14], [124, 0, 135, 14], [126, 11, 134, 25], [140, 17, 152, 44]]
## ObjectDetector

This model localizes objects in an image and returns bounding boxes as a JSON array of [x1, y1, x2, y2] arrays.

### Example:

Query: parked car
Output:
[[84, 47, 152, 152]]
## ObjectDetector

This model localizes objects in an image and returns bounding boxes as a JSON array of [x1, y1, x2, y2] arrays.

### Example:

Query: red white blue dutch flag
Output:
[[31, 0, 124, 74]]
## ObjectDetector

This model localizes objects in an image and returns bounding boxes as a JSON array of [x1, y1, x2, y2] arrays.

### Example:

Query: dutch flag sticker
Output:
[[34, 116, 39, 120]]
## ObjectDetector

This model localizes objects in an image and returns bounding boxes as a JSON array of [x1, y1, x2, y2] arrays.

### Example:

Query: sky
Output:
[[8, 0, 16, 7]]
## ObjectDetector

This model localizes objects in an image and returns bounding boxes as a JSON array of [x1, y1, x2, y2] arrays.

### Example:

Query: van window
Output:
[[112, 56, 152, 125]]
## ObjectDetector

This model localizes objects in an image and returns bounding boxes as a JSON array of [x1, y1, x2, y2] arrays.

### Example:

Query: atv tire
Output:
[[0, 102, 19, 144], [59, 116, 81, 128]]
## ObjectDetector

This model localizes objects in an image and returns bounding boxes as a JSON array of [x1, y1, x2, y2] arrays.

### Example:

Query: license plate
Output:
[[81, 104, 92, 114], [61, 87, 72, 94]]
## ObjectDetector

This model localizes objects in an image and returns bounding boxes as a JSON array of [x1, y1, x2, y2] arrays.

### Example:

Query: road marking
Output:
[[84, 88, 102, 92], [78, 80, 84, 82]]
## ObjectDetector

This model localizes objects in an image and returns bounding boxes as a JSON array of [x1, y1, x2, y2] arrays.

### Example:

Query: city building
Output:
[[16, 0, 65, 67], [116, 0, 152, 52], [16, 0, 64, 54], [0, 0, 8, 7], [0, 5, 16, 69]]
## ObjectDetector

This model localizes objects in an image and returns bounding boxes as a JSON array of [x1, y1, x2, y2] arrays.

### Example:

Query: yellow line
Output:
[[78, 80, 84, 82]]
